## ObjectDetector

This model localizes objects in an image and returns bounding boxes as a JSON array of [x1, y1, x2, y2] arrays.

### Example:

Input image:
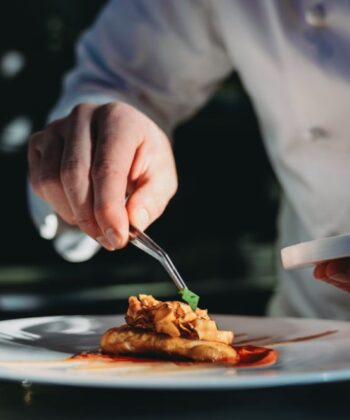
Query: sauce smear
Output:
[[69, 345, 278, 369], [235, 345, 277, 367]]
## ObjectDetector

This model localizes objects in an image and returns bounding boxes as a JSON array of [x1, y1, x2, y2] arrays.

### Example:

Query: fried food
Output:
[[100, 295, 238, 363], [100, 325, 238, 363]]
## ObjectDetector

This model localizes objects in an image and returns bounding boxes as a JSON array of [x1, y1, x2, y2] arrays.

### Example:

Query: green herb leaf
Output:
[[179, 288, 200, 311]]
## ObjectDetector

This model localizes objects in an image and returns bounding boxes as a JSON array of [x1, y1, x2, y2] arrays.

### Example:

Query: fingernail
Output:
[[96, 236, 115, 251], [105, 228, 123, 249], [135, 208, 149, 230]]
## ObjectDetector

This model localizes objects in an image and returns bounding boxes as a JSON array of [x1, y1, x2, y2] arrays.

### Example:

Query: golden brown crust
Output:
[[100, 325, 238, 363]]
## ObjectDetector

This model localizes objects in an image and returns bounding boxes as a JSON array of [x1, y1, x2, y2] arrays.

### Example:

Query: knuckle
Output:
[[70, 103, 90, 119], [91, 159, 120, 180], [61, 159, 89, 183], [68, 104, 94, 131], [97, 103, 115, 120], [61, 158, 79, 173], [97, 101, 132, 123]]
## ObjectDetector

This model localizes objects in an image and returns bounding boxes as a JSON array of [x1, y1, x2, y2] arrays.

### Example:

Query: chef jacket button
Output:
[[305, 3, 327, 27], [304, 127, 328, 141]]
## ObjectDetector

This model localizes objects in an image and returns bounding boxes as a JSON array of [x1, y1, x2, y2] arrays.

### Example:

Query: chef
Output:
[[27, 1, 350, 319]]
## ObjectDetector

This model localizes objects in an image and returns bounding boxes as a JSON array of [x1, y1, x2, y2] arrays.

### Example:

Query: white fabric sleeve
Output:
[[28, 0, 233, 262]]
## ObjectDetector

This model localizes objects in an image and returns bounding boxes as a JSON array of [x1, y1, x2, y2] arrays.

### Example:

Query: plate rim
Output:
[[0, 314, 349, 390]]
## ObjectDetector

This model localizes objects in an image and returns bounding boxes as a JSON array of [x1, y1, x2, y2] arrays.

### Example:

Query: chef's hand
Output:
[[314, 259, 350, 292], [27, 102, 178, 250]]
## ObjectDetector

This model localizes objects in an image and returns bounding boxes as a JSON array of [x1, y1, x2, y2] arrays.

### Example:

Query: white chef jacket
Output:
[[28, 0, 350, 319]]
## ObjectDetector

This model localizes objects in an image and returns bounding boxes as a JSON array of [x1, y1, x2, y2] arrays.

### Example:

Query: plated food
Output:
[[0, 314, 344, 389], [100, 295, 277, 366]]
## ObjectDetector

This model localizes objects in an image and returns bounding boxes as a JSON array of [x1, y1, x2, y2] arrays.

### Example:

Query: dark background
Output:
[[0, 0, 279, 318]]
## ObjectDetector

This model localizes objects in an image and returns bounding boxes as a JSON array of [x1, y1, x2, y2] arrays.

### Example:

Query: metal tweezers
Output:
[[129, 225, 187, 291]]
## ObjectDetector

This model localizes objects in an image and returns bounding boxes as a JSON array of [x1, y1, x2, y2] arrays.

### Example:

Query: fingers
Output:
[[41, 130, 76, 224], [28, 101, 178, 252], [28, 130, 76, 225], [60, 104, 113, 248], [314, 258, 350, 293], [91, 103, 140, 248]]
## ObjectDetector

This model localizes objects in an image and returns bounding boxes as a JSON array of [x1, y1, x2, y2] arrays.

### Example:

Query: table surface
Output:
[[0, 379, 349, 420]]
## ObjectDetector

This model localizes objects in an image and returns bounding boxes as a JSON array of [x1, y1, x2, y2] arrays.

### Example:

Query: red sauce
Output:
[[235, 345, 277, 367], [68, 345, 278, 369]]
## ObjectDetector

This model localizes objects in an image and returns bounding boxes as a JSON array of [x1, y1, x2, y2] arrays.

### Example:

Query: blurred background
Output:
[[0, 0, 279, 319]]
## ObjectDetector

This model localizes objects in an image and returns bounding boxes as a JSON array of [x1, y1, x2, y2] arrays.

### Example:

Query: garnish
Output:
[[178, 288, 200, 311]]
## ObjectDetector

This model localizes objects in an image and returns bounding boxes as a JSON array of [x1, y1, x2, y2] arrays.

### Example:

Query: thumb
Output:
[[126, 182, 172, 231]]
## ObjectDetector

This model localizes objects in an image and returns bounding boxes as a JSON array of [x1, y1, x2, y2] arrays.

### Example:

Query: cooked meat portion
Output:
[[126, 295, 233, 344], [101, 295, 237, 363], [100, 325, 238, 363]]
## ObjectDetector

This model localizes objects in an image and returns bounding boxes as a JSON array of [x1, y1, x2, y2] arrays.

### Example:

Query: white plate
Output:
[[281, 233, 350, 270], [0, 314, 349, 389]]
